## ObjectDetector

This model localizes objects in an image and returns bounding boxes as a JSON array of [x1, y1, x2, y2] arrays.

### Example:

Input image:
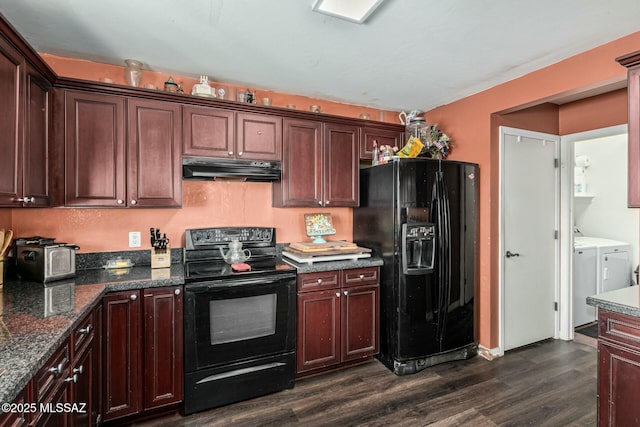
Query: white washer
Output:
[[575, 237, 632, 293], [573, 240, 597, 326]]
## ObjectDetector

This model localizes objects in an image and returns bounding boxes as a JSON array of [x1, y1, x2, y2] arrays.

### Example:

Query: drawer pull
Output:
[[130, 294, 137, 301], [73, 365, 84, 375], [64, 374, 78, 384], [49, 363, 64, 375], [359, 274, 365, 280], [78, 324, 92, 335], [336, 292, 341, 297], [175, 288, 181, 295], [317, 279, 323, 285]]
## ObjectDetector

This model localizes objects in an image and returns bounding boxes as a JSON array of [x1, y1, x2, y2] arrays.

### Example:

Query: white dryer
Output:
[[575, 237, 632, 293], [573, 240, 597, 326]]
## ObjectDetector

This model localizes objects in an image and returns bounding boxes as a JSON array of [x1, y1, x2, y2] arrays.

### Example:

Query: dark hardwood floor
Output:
[[134, 339, 597, 426]]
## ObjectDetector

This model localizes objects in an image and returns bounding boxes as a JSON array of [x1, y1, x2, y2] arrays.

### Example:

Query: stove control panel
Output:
[[186, 227, 275, 249]]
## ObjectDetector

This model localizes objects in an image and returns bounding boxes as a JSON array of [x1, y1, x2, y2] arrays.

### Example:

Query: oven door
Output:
[[184, 272, 296, 372]]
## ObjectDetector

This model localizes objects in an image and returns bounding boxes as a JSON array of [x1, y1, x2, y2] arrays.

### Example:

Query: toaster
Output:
[[15, 237, 80, 283]]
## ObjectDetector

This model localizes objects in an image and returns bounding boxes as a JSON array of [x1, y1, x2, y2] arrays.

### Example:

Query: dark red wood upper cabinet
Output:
[[236, 112, 282, 160], [64, 90, 126, 207], [183, 105, 235, 158], [361, 127, 402, 161], [274, 118, 323, 207], [323, 123, 359, 207], [127, 98, 182, 207], [617, 51, 640, 207], [142, 287, 184, 411]]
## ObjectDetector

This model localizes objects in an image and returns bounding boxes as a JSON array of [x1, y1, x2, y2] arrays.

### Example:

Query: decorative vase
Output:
[[124, 59, 143, 87]]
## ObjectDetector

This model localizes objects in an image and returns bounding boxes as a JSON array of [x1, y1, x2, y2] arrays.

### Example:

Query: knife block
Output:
[[151, 246, 171, 269]]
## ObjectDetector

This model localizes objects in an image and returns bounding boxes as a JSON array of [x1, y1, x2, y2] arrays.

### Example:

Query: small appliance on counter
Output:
[[15, 236, 79, 283]]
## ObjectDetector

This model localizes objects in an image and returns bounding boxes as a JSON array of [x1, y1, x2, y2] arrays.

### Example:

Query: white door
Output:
[[501, 127, 559, 351]]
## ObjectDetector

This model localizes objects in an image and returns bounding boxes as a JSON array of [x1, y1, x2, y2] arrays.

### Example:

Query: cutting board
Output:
[[282, 251, 371, 265], [289, 240, 358, 253], [285, 245, 371, 257]]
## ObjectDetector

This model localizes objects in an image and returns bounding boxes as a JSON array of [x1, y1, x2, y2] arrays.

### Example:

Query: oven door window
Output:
[[187, 277, 295, 371], [209, 293, 276, 344]]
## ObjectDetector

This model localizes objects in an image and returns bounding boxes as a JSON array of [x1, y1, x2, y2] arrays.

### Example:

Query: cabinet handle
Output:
[[78, 324, 92, 335], [130, 200, 137, 205], [336, 292, 341, 297], [17, 196, 35, 203], [238, 151, 243, 156], [318, 201, 323, 206], [73, 365, 84, 375], [317, 279, 323, 284], [325, 201, 330, 206], [49, 363, 64, 375], [117, 199, 124, 205], [130, 294, 137, 301], [228, 151, 234, 156], [64, 374, 78, 384], [359, 274, 365, 280], [344, 291, 349, 296], [175, 288, 181, 295]]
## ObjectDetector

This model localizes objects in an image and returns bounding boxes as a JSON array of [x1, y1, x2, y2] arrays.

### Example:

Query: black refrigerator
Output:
[[353, 158, 478, 376]]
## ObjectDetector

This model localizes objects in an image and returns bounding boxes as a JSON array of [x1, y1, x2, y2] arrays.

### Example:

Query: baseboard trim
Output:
[[478, 345, 502, 361]]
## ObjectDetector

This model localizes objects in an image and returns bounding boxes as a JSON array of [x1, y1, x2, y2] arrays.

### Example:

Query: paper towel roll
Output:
[[575, 155, 591, 168]]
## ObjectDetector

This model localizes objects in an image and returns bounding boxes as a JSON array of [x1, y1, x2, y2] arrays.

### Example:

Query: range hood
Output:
[[182, 157, 281, 182]]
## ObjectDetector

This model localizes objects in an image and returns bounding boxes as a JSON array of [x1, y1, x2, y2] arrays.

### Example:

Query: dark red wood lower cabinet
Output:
[[143, 287, 183, 410], [103, 291, 141, 421], [0, 386, 29, 427], [296, 267, 379, 377], [598, 341, 640, 426], [102, 286, 183, 423]]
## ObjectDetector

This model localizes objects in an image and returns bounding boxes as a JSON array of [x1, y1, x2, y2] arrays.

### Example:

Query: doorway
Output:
[[559, 124, 638, 340], [499, 126, 560, 352]]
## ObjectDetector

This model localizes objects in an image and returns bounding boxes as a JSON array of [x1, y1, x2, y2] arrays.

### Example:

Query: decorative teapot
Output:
[[220, 239, 251, 264], [398, 110, 421, 125]]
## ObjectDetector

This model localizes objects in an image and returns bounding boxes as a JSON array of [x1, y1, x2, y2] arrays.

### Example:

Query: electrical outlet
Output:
[[129, 231, 141, 248]]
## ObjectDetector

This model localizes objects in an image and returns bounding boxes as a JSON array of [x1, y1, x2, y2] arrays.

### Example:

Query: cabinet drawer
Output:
[[298, 271, 340, 292], [342, 267, 379, 287], [32, 338, 70, 404], [599, 310, 640, 348], [73, 309, 95, 354]]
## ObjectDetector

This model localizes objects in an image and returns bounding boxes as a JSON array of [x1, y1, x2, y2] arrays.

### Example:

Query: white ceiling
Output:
[[2, 0, 640, 112]]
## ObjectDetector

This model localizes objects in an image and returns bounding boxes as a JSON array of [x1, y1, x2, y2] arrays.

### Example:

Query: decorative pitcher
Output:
[[220, 239, 251, 264]]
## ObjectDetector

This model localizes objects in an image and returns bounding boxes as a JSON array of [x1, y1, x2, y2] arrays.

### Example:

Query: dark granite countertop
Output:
[[587, 285, 640, 317], [0, 255, 382, 405], [0, 264, 184, 405]]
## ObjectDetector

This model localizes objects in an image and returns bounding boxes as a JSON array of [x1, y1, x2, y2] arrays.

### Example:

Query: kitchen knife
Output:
[[150, 228, 156, 247]]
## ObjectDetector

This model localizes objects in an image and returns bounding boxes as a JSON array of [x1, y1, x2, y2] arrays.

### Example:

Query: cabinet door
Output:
[[361, 127, 401, 161], [127, 99, 182, 207], [598, 341, 640, 426], [341, 284, 379, 362], [0, 385, 28, 427], [323, 123, 359, 207], [142, 286, 183, 411], [627, 66, 640, 207], [237, 112, 282, 160], [103, 291, 141, 421], [22, 63, 51, 207], [297, 290, 340, 373], [0, 36, 23, 206], [65, 91, 126, 207], [274, 118, 323, 207], [183, 105, 234, 158], [70, 339, 98, 427]]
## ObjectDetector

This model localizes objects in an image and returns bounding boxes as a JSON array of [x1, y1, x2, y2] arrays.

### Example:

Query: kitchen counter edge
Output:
[[586, 285, 640, 318]]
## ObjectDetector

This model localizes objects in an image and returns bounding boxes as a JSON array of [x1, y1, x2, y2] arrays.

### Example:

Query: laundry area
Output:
[[572, 129, 639, 334]]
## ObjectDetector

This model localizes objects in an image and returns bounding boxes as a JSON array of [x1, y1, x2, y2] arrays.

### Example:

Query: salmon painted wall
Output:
[[424, 30, 640, 350], [8, 55, 403, 253], [559, 88, 627, 135], [0, 209, 11, 230]]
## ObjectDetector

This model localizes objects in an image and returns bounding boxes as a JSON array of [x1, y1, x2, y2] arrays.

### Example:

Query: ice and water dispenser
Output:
[[401, 223, 436, 274]]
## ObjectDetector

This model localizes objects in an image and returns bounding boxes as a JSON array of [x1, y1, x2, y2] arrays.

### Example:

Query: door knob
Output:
[[506, 251, 520, 258]]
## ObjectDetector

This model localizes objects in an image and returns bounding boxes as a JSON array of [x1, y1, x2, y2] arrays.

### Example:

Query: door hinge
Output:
[[554, 230, 558, 240], [554, 158, 559, 168], [554, 302, 558, 311]]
